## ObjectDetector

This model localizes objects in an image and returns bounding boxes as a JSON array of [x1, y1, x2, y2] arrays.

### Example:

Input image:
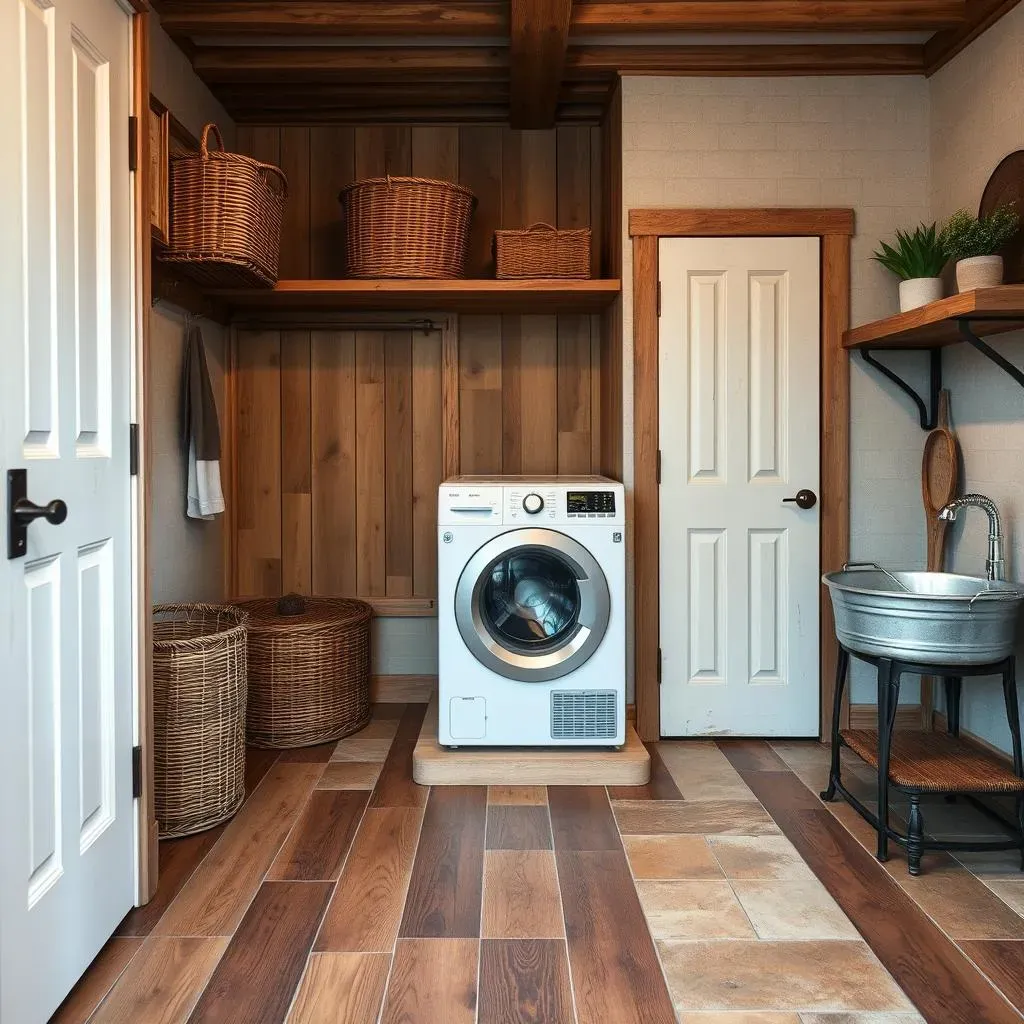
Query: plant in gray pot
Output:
[[872, 223, 946, 312], [939, 204, 1020, 292]]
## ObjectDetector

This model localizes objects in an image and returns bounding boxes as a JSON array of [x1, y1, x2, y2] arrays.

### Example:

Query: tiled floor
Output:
[[50, 708, 1024, 1023]]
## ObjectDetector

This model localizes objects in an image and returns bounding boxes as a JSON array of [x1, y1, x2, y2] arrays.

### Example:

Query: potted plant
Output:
[[872, 224, 946, 312], [939, 204, 1020, 292]]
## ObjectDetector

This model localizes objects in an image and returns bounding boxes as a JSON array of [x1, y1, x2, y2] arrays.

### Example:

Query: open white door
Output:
[[0, 0, 136, 1019], [659, 236, 820, 738]]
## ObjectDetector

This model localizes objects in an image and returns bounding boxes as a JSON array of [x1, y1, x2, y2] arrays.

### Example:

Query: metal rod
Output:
[[958, 319, 1024, 390], [860, 348, 941, 431]]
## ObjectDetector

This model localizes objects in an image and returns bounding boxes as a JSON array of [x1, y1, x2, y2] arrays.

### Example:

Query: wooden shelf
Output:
[[843, 286, 1024, 350], [210, 278, 622, 316]]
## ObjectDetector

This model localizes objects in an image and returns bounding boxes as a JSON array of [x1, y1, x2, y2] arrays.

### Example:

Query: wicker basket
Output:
[[240, 595, 373, 749], [495, 222, 592, 280], [160, 123, 288, 289], [339, 176, 476, 279], [153, 603, 248, 839]]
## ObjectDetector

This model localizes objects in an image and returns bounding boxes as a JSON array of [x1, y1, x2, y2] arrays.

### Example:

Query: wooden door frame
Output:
[[630, 208, 853, 742]]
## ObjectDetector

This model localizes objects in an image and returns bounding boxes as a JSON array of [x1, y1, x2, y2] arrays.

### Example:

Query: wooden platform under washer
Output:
[[413, 700, 650, 786]]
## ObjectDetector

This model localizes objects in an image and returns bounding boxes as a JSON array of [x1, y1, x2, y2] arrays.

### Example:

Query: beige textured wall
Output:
[[929, 3, 1024, 750], [148, 25, 234, 605], [621, 75, 933, 702]]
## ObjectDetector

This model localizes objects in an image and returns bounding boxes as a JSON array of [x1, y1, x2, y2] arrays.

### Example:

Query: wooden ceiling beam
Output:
[[226, 105, 605, 124], [157, 1, 507, 37], [191, 46, 508, 82], [509, 0, 574, 129], [924, 0, 1021, 73], [572, 0, 965, 32], [567, 42, 927, 75]]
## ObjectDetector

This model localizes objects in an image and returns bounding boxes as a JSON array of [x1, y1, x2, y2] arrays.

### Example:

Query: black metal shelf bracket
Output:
[[860, 347, 942, 431], [958, 318, 1024, 390]]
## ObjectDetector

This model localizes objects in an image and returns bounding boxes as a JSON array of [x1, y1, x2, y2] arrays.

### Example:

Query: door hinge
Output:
[[656, 281, 662, 317], [129, 423, 139, 476], [128, 115, 139, 173], [656, 449, 662, 485], [657, 647, 662, 684], [131, 745, 143, 799]]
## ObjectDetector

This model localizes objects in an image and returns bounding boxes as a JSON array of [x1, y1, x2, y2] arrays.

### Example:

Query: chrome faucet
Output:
[[938, 494, 1006, 581]]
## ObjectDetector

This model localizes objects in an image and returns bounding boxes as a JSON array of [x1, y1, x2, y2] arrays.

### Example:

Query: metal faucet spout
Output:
[[937, 494, 1005, 581]]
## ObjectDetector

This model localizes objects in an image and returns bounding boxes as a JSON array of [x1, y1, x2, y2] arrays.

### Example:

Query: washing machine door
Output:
[[455, 528, 611, 682]]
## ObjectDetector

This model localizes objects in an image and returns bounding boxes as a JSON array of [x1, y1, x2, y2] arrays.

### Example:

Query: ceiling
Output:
[[154, 0, 1018, 127]]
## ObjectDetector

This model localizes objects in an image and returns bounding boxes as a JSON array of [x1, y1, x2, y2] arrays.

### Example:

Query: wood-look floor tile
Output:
[[371, 702, 408, 720], [557, 850, 676, 1023], [318, 761, 382, 790], [380, 938, 478, 1024], [155, 762, 322, 936], [657, 743, 756, 802], [478, 939, 574, 1023], [548, 786, 622, 850], [369, 703, 428, 808], [90, 937, 227, 1024], [400, 786, 487, 938], [276, 741, 338, 763], [482, 850, 564, 938], [708, 836, 815, 880], [959, 941, 1024, 1017], [50, 937, 143, 1024], [636, 879, 754, 939], [486, 805, 553, 850], [623, 835, 724, 879], [613, 800, 779, 836], [657, 940, 915, 1013], [716, 739, 790, 772], [316, 807, 423, 952], [732, 879, 860, 940], [955, 848, 1024, 880], [268, 789, 368, 880], [344, 719, 400, 742], [489, 785, 548, 805], [894, 867, 1024, 940], [331, 737, 394, 762], [188, 881, 332, 1024], [608, 743, 683, 800], [285, 952, 390, 1024]]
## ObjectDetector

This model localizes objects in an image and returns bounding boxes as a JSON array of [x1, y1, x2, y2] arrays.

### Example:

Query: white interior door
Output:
[[659, 237, 820, 738], [0, 0, 136, 1019]]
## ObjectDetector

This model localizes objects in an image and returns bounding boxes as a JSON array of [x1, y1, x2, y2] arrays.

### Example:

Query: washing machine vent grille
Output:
[[550, 690, 618, 740]]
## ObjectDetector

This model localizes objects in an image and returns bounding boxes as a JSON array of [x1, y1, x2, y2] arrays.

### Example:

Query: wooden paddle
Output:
[[920, 389, 959, 728]]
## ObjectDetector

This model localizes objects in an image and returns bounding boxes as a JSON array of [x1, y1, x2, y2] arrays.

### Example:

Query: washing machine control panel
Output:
[[440, 481, 624, 526], [506, 486, 558, 522]]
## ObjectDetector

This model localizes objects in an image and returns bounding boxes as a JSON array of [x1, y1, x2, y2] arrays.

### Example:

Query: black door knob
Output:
[[14, 497, 68, 526], [783, 489, 817, 510]]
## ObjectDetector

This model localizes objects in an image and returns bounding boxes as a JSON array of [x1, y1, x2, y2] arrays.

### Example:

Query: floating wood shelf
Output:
[[843, 286, 1024, 349], [210, 278, 622, 316]]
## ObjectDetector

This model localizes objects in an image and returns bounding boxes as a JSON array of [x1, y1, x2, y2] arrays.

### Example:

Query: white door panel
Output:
[[659, 237, 820, 737], [1, 0, 135, 1019]]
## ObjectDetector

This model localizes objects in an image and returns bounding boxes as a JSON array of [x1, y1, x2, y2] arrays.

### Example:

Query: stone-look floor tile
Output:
[[350, 719, 400, 742], [986, 879, 1024, 916], [623, 835, 724, 879], [331, 737, 395, 762], [636, 880, 755, 940], [679, 1014, 801, 1023], [318, 762, 383, 790], [955, 848, 1024, 880], [893, 868, 1024, 940], [799, 1015, 926, 1023], [488, 786, 548, 805], [657, 940, 915, 1014], [658, 743, 757, 802], [708, 836, 815, 880], [732, 879, 860, 940], [613, 800, 780, 836]]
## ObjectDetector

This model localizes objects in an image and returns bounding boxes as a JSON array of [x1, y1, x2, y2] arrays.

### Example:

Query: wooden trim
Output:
[[630, 208, 854, 238], [371, 674, 438, 703], [510, 0, 573, 129], [632, 235, 660, 742], [925, 0, 1023, 74], [131, 7, 158, 904], [366, 598, 436, 617], [849, 704, 925, 731], [223, 327, 239, 600], [442, 315, 460, 480], [631, 210, 852, 742]]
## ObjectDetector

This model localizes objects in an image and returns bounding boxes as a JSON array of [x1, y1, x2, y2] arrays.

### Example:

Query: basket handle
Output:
[[200, 123, 225, 158], [198, 122, 288, 197], [525, 222, 557, 233]]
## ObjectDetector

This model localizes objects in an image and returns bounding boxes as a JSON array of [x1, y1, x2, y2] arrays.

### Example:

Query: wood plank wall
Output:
[[229, 124, 615, 608]]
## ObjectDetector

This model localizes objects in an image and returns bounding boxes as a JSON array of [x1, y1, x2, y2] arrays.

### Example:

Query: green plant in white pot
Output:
[[872, 224, 946, 312], [939, 205, 1020, 292]]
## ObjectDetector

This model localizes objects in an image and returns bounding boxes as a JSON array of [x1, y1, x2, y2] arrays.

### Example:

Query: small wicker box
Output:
[[495, 222, 592, 279], [240, 595, 373, 749]]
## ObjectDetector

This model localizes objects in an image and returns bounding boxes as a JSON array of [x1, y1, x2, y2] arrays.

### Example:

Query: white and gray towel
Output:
[[182, 321, 224, 520]]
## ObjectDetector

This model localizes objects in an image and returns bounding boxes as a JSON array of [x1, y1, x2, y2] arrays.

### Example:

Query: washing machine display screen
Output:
[[567, 491, 615, 514], [480, 550, 581, 652]]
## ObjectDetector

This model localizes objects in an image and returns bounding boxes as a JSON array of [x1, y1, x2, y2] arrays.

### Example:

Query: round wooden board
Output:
[[980, 150, 1024, 283]]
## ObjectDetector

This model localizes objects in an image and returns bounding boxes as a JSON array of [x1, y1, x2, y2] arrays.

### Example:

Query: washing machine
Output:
[[438, 476, 626, 747]]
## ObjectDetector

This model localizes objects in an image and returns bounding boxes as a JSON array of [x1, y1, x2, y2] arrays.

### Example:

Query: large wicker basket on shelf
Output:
[[153, 603, 248, 839], [339, 176, 476, 278], [239, 595, 373, 749], [495, 222, 592, 279], [160, 123, 288, 289]]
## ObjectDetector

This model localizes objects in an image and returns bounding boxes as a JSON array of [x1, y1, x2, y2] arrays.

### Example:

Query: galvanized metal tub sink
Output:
[[822, 565, 1024, 665]]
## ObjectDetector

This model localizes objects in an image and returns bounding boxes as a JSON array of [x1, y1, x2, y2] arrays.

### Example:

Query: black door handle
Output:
[[783, 489, 817, 510], [7, 468, 69, 559]]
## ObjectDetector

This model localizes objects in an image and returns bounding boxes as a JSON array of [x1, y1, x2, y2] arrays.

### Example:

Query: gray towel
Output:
[[182, 322, 224, 519]]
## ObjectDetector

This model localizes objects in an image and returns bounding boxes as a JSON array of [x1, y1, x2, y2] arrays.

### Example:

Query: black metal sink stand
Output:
[[820, 644, 1024, 875]]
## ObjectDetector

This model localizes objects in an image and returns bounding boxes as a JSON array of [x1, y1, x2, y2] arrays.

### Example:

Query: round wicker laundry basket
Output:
[[239, 595, 373, 749], [153, 603, 249, 839]]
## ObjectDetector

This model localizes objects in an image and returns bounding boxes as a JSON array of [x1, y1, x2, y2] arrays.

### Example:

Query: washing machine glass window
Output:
[[455, 528, 611, 683]]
